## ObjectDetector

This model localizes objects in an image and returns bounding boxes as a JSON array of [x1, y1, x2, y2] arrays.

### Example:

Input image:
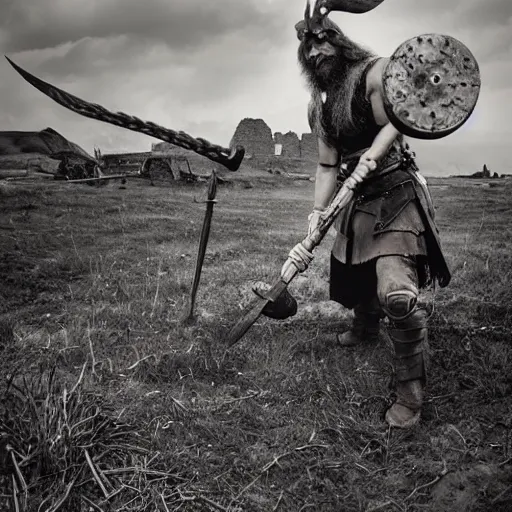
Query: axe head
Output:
[[253, 282, 298, 320]]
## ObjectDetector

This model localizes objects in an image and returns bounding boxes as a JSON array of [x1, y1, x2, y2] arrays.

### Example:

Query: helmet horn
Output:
[[304, 0, 313, 30], [299, 0, 386, 35], [316, 0, 386, 15]]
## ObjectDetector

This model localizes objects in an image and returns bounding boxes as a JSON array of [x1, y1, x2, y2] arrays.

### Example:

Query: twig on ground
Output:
[[197, 495, 228, 511], [9, 448, 28, 493], [447, 424, 467, 446], [101, 467, 185, 481], [70, 233, 83, 263], [405, 465, 450, 501], [176, 490, 228, 511], [492, 485, 512, 504], [69, 361, 87, 396], [171, 396, 188, 412], [70, 409, 100, 433], [366, 501, 394, 512], [126, 354, 155, 371], [498, 456, 512, 467], [272, 491, 284, 511], [233, 444, 328, 504], [160, 493, 170, 512], [87, 326, 98, 377], [151, 259, 162, 318], [12, 475, 20, 512], [104, 485, 124, 501], [354, 462, 370, 474], [81, 495, 105, 512], [85, 449, 110, 498], [295, 444, 329, 451], [47, 478, 76, 512], [232, 473, 263, 503]]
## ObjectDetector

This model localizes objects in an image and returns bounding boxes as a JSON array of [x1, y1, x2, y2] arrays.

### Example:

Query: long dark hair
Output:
[[297, 19, 375, 141]]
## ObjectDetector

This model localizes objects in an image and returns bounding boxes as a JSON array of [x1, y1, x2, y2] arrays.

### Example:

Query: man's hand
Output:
[[351, 155, 377, 184], [308, 207, 327, 236], [281, 242, 314, 282]]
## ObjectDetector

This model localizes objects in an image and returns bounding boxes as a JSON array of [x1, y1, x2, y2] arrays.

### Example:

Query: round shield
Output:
[[383, 34, 481, 139]]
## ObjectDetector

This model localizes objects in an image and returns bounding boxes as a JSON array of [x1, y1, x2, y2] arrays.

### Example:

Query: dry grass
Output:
[[0, 173, 511, 511]]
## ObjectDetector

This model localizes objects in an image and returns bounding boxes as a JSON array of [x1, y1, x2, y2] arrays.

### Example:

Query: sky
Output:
[[0, 0, 510, 176]]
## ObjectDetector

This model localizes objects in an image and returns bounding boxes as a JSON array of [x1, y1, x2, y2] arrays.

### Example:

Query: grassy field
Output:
[[0, 170, 511, 511]]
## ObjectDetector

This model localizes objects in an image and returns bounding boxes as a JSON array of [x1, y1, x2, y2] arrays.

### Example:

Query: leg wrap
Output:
[[338, 298, 382, 347], [353, 299, 382, 337], [388, 308, 427, 383]]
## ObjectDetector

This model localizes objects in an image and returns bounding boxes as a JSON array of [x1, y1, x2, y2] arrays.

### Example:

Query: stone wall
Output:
[[230, 118, 274, 163], [149, 118, 318, 170], [230, 118, 317, 163], [274, 131, 301, 158], [299, 133, 317, 161]]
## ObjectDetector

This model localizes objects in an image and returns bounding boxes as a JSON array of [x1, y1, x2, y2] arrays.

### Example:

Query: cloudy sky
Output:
[[0, 0, 510, 175]]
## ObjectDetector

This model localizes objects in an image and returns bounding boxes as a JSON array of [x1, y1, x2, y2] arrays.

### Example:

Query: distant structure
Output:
[[274, 131, 301, 158], [138, 118, 319, 171], [0, 127, 97, 180], [230, 118, 318, 165], [470, 164, 496, 179], [451, 164, 504, 180], [300, 133, 318, 161], [230, 119, 274, 161]]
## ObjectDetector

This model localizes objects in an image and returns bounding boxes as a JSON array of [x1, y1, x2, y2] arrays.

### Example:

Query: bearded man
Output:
[[295, 16, 451, 428]]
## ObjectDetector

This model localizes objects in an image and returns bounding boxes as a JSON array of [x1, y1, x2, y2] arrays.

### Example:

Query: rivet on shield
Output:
[[430, 73, 442, 85]]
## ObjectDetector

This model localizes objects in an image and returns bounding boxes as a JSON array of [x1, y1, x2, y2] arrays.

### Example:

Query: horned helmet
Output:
[[295, 0, 386, 42]]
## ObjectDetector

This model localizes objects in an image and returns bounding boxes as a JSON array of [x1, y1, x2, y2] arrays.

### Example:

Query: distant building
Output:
[[229, 118, 318, 165]]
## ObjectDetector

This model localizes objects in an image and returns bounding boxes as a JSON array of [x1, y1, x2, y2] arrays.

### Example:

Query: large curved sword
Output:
[[5, 56, 245, 172]]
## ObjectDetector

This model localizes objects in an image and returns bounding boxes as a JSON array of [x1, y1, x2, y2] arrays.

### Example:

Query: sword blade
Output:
[[5, 57, 245, 171], [188, 171, 218, 319]]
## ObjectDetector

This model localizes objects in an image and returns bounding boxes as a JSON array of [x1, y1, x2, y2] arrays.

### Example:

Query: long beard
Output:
[[299, 51, 351, 91], [298, 36, 375, 138]]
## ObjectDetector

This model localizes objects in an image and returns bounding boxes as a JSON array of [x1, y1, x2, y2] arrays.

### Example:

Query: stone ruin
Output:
[[230, 119, 274, 161], [230, 118, 318, 165], [274, 131, 300, 158], [150, 118, 318, 173]]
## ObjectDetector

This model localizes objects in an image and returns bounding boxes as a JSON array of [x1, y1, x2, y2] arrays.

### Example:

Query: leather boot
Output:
[[385, 308, 427, 428], [337, 301, 381, 347]]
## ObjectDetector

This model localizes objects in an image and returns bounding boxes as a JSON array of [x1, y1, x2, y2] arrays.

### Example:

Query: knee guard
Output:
[[382, 289, 418, 322], [388, 308, 427, 383]]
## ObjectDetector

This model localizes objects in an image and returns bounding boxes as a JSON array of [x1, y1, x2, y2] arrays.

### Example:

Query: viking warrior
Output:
[[295, 2, 451, 428], [7, 0, 478, 429]]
